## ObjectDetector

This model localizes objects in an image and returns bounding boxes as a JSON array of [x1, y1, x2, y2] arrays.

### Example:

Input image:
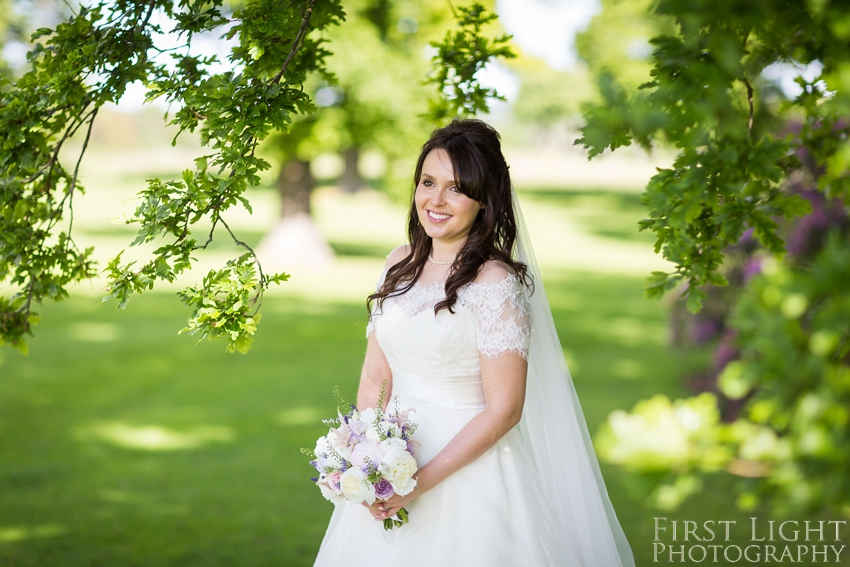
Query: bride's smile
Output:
[[415, 148, 482, 253]]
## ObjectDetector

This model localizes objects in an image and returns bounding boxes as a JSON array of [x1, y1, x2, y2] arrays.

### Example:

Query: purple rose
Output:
[[374, 479, 395, 500]]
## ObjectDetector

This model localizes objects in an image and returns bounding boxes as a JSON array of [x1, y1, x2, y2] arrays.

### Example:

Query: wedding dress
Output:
[[314, 254, 634, 566]]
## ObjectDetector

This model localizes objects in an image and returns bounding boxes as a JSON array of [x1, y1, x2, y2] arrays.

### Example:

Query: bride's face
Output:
[[415, 149, 483, 247]]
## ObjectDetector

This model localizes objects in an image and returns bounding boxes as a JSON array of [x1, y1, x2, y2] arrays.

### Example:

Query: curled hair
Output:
[[368, 118, 531, 317]]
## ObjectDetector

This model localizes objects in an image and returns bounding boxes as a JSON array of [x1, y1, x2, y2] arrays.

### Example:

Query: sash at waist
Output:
[[392, 372, 485, 410]]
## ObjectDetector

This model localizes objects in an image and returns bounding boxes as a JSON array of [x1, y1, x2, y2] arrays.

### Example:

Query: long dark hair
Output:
[[367, 119, 530, 316]]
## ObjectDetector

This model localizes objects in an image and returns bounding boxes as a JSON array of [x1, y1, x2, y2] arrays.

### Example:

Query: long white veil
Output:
[[512, 190, 635, 567]]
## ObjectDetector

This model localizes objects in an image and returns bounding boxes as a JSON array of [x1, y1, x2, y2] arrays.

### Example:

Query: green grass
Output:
[[520, 188, 658, 245], [4, 177, 843, 566], [3, 271, 819, 567]]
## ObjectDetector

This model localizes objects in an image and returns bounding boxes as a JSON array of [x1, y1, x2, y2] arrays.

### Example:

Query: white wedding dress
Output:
[[313, 267, 574, 566]]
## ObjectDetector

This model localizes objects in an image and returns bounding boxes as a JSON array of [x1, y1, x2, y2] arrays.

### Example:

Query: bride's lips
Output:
[[426, 210, 452, 223]]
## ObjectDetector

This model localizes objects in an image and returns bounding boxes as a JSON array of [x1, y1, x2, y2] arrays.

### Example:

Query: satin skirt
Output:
[[312, 392, 566, 567]]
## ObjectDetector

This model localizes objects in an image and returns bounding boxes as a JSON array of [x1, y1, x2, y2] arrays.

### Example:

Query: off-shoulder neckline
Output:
[[407, 272, 521, 293]]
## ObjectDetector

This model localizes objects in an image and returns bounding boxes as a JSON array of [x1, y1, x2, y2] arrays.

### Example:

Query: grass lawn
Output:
[[3, 184, 842, 566]]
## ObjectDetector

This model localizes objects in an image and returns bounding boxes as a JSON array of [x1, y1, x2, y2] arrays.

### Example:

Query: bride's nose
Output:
[[429, 188, 447, 206]]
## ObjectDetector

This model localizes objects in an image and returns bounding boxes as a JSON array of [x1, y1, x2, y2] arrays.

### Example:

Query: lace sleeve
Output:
[[465, 273, 531, 360]]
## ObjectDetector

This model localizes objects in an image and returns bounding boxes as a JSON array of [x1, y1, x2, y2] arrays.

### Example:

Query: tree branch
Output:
[[219, 216, 265, 311], [271, 0, 318, 85], [744, 77, 754, 139], [66, 107, 98, 244]]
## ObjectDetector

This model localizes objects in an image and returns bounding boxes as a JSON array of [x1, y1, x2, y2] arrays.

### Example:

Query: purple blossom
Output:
[[406, 439, 415, 456], [786, 188, 848, 259], [690, 317, 722, 345], [742, 257, 762, 281], [374, 479, 395, 499], [713, 331, 739, 371]]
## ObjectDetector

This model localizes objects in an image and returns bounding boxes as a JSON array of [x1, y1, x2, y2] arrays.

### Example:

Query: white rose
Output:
[[339, 467, 376, 505], [358, 407, 381, 441], [378, 420, 402, 439], [364, 424, 380, 442], [359, 407, 377, 423], [379, 450, 418, 496], [317, 478, 344, 504], [314, 436, 330, 456], [349, 419, 367, 436], [380, 437, 407, 452], [314, 436, 342, 471]]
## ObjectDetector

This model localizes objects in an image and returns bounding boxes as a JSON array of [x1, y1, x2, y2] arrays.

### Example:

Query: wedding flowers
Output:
[[304, 386, 419, 530], [379, 450, 418, 496], [340, 468, 376, 504]]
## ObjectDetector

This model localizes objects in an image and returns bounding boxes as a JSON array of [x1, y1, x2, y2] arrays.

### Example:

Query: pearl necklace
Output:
[[428, 253, 454, 265]]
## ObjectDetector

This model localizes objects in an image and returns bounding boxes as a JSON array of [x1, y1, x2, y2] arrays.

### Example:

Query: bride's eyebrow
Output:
[[420, 173, 459, 185]]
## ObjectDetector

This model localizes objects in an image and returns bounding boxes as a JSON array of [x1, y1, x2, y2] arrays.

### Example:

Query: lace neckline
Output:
[[387, 274, 522, 316], [408, 273, 520, 295]]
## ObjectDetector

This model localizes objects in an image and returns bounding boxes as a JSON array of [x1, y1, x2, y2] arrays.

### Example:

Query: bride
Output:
[[313, 119, 634, 567]]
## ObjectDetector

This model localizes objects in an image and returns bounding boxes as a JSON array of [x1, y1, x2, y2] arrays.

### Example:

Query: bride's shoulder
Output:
[[462, 259, 529, 315], [473, 258, 518, 285], [385, 244, 410, 269]]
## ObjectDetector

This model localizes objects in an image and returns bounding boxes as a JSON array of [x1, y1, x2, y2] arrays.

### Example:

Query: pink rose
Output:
[[327, 471, 342, 495]]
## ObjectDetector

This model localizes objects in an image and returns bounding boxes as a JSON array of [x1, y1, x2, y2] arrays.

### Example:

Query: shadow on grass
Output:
[[327, 241, 389, 259], [2, 272, 824, 567], [520, 187, 657, 244]]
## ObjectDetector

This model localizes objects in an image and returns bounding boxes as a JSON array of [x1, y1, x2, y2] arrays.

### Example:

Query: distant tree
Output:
[[509, 56, 594, 140], [574, 0, 675, 92], [256, 0, 450, 269], [580, 0, 850, 516]]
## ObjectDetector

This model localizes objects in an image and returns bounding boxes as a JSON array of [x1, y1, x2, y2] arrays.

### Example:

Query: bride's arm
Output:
[[356, 333, 393, 411], [357, 243, 408, 411], [376, 264, 530, 520], [374, 352, 527, 520], [419, 351, 527, 486]]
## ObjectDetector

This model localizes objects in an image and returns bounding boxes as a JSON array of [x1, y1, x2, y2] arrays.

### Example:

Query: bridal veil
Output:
[[512, 189, 635, 567]]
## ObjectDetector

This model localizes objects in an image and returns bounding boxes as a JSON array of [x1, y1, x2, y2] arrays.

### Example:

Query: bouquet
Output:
[[304, 386, 419, 530]]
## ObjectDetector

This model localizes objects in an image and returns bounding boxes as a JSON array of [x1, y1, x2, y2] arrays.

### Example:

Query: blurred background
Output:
[[2, 0, 848, 565]]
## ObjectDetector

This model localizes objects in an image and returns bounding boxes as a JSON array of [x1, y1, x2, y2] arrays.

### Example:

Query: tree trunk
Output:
[[257, 158, 334, 271], [278, 158, 314, 217], [339, 146, 363, 193]]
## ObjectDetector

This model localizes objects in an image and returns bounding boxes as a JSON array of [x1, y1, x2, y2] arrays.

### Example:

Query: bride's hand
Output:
[[381, 489, 418, 519], [362, 499, 389, 521], [362, 487, 420, 521]]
